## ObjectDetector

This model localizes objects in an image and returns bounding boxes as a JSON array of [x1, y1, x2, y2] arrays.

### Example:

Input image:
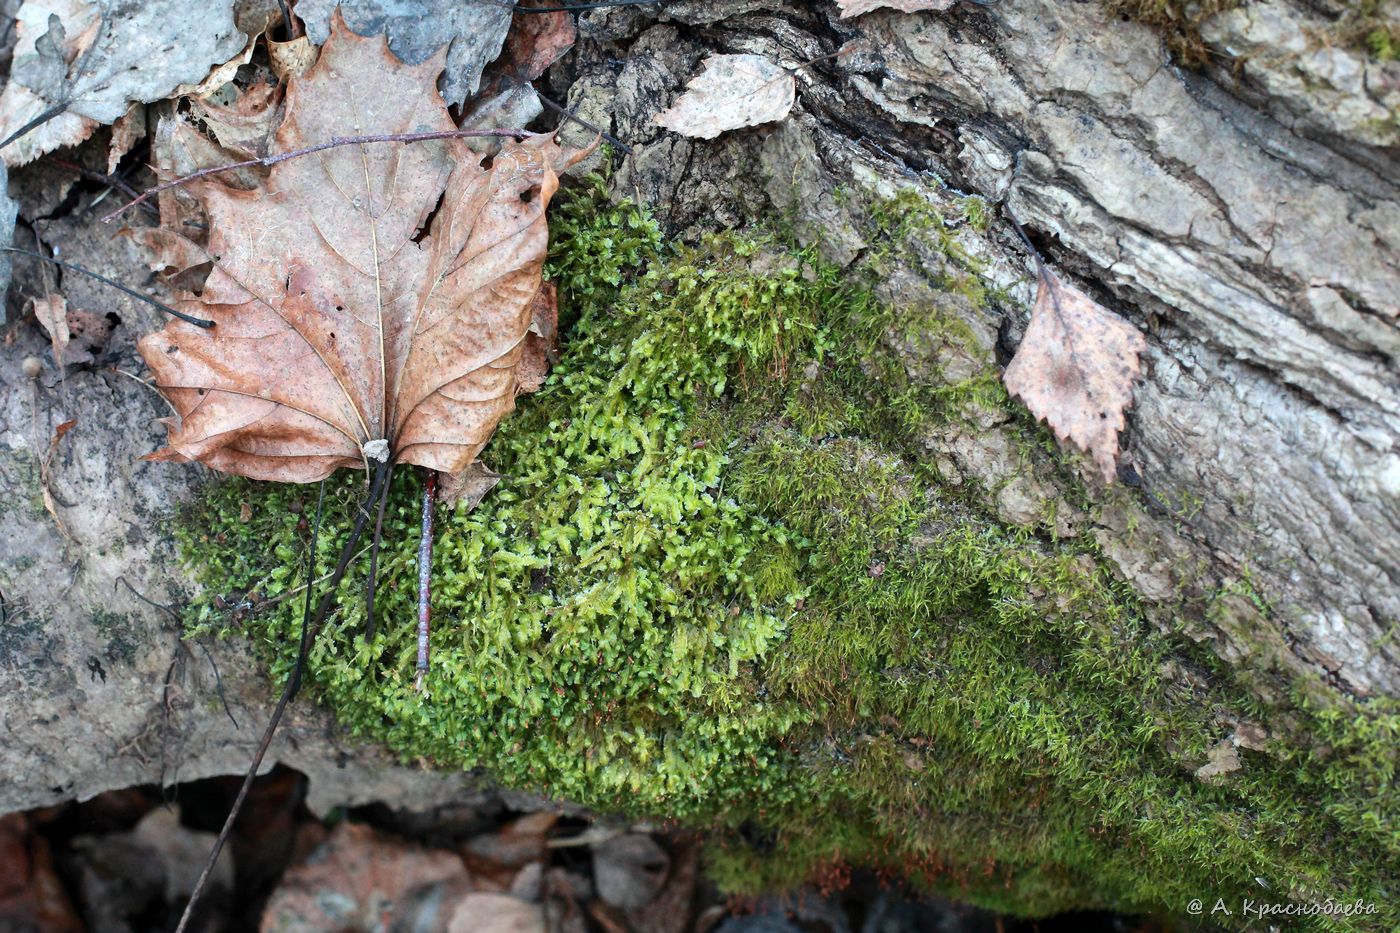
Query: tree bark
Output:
[[0, 0, 1395, 905], [555, 0, 1399, 699]]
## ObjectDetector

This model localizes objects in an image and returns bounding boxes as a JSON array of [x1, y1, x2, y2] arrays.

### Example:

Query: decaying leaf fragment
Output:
[[1003, 270, 1146, 482], [836, 0, 957, 16], [295, 0, 513, 106], [30, 294, 69, 365], [654, 54, 795, 140], [138, 16, 584, 484], [0, 0, 246, 166]]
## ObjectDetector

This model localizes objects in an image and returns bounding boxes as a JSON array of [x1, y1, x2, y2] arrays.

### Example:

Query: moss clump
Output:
[[1334, 0, 1400, 62], [179, 179, 1398, 929]]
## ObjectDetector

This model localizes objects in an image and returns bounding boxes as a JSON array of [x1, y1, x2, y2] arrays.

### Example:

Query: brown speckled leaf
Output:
[[138, 15, 581, 483], [1003, 270, 1146, 482], [836, 0, 956, 17]]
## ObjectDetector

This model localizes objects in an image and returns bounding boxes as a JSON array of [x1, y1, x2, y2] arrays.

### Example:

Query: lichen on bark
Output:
[[178, 178, 1399, 929]]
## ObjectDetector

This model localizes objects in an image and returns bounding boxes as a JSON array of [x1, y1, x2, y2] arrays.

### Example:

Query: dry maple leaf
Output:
[[836, 0, 957, 15], [654, 53, 795, 140], [1003, 269, 1146, 482], [138, 15, 583, 483]]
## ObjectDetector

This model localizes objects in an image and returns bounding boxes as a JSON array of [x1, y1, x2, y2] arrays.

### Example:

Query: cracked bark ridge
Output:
[[564, 0, 1399, 698]]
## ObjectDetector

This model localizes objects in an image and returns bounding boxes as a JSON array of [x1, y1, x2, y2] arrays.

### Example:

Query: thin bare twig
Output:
[[524, 81, 631, 153], [115, 576, 239, 731], [174, 463, 386, 933], [1, 247, 214, 328], [102, 128, 536, 223]]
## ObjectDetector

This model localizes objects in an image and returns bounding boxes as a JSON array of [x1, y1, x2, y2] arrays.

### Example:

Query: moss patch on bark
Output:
[[177, 179, 1398, 929]]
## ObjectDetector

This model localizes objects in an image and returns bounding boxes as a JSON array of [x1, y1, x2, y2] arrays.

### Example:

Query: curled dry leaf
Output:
[[268, 36, 317, 82], [137, 15, 586, 483], [30, 294, 111, 367], [837, 0, 957, 16], [39, 418, 76, 541], [654, 54, 795, 140], [1002, 270, 1146, 482], [106, 103, 146, 174], [0, 0, 246, 166], [188, 79, 283, 160], [439, 460, 501, 510], [500, 1, 577, 83], [516, 281, 559, 396]]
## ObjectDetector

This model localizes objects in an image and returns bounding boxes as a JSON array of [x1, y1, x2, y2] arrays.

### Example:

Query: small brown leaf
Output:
[[260, 822, 469, 932], [1003, 270, 1145, 482], [439, 461, 501, 511], [189, 79, 282, 159], [40, 419, 76, 541], [30, 294, 68, 366], [654, 54, 795, 140], [446, 893, 546, 933], [836, 0, 957, 16], [516, 281, 559, 396], [502, 1, 576, 82], [107, 103, 146, 174], [269, 36, 318, 82]]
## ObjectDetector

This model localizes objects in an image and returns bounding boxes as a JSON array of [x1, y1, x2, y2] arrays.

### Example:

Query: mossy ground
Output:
[[178, 178, 1398, 929]]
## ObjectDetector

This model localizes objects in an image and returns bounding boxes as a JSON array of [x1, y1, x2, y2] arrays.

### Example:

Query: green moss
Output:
[[1338, 1, 1400, 62], [177, 180, 1397, 929]]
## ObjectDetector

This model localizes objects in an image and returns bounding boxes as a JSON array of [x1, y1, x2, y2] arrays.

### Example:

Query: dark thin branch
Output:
[[174, 464, 386, 933], [193, 639, 239, 730], [102, 128, 536, 224], [1, 247, 214, 328], [524, 81, 631, 154], [1004, 210, 1048, 281], [364, 462, 396, 642]]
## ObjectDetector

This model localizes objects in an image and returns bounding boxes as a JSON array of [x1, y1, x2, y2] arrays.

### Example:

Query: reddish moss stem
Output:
[[415, 468, 438, 692]]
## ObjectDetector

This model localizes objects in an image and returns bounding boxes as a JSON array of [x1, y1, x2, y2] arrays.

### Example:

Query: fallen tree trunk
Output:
[[1, 0, 1395, 926]]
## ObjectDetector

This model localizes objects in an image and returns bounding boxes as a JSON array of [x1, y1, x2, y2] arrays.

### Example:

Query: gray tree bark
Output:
[[1, 0, 1396, 829]]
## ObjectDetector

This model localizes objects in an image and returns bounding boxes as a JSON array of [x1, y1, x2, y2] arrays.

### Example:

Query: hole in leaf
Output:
[[411, 189, 446, 244]]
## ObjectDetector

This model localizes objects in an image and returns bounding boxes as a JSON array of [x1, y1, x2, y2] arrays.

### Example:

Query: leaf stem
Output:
[[102, 128, 537, 224]]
